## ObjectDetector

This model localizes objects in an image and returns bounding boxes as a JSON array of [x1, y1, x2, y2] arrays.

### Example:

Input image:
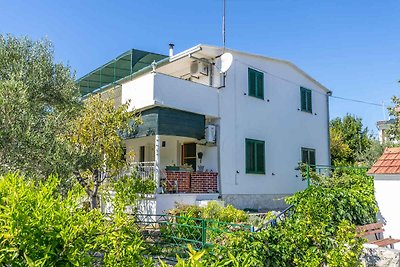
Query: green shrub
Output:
[[169, 201, 248, 223], [172, 171, 375, 266], [0, 172, 152, 266]]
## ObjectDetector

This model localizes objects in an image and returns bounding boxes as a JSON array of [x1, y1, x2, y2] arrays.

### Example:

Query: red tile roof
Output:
[[368, 147, 400, 174]]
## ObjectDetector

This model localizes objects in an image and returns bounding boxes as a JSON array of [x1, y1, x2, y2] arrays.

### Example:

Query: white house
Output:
[[368, 147, 400, 249], [377, 119, 398, 144], [77, 44, 331, 213]]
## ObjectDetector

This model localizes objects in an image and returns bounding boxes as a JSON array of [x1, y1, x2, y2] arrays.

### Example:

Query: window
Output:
[[248, 68, 264, 99], [300, 87, 312, 113], [246, 139, 265, 174], [301, 147, 316, 166]]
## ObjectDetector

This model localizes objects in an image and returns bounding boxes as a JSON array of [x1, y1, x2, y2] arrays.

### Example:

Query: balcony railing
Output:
[[118, 161, 156, 181]]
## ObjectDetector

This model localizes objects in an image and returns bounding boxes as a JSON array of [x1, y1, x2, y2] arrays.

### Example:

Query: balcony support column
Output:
[[154, 134, 161, 189]]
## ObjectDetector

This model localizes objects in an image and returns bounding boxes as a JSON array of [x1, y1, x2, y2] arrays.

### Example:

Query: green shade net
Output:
[[77, 49, 168, 96]]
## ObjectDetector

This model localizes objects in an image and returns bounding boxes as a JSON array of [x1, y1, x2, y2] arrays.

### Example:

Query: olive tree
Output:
[[0, 34, 80, 180]]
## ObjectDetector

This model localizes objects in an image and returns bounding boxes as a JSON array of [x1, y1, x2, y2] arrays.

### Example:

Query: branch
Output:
[[73, 171, 92, 196]]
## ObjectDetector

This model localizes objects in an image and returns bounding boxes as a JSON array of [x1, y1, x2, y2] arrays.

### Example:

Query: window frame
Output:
[[300, 87, 312, 113], [245, 138, 266, 174], [248, 68, 264, 100], [301, 147, 316, 166]]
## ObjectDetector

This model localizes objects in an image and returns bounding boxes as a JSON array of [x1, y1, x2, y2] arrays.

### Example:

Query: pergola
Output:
[[77, 49, 168, 96]]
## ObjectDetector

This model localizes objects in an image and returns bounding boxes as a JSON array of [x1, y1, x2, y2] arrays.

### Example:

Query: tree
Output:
[[0, 34, 80, 180], [330, 114, 372, 166], [387, 96, 400, 141], [330, 127, 352, 165], [65, 93, 143, 209]]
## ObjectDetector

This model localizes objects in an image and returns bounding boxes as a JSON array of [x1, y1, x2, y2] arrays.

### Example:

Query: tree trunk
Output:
[[90, 193, 98, 209]]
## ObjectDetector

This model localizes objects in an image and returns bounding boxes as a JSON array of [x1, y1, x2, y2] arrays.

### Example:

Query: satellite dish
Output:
[[220, 52, 233, 73]]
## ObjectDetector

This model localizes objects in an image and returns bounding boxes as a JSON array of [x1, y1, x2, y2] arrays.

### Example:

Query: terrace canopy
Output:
[[77, 49, 167, 96]]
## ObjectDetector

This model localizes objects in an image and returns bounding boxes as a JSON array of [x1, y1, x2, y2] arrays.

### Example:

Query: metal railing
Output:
[[255, 204, 295, 232], [118, 161, 156, 180], [305, 164, 369, 187], [134, 213, 254, 260]]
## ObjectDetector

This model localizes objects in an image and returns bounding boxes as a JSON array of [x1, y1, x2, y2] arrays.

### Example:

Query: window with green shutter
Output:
[[300, 87, 312, 113], [246, 139, 265, 174], [248, 68, 264, 99], [301, 147, 316, 166]]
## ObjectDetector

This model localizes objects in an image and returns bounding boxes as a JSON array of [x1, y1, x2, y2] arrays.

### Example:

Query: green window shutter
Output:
[[306, 90, 312, 113], [256, 71, 264, 99], [300, 87, 312, 113], [246, 139, 255, 173], [301, 147, 316, 166], [246, 139, 265, 174], [309, 150, 316, 166], [248, 68, 264, 99], [256, 141, 265, 173], [301, 148, 308, 164], [300, 87, 307, 111], [248, 69, 256, 97]]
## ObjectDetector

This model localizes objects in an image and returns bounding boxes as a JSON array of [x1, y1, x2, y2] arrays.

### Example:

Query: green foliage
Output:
[[160, 245, 255, 267], [172, 171, 375, 266], [330, 114, 373, 166], [0, 172, 152, 266], [387, 96, 400, 140], [65, 93, 142, 208], [355, 139, 386, 168], [202, 201, 248, 223], [170, 201, 248, 223], [0, 34, 80, 181], [111, 174, 155, 212]]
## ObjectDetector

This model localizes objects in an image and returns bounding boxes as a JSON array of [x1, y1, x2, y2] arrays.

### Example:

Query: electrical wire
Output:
[[329, 96, 383, 107], [234, 58, 389, 108]]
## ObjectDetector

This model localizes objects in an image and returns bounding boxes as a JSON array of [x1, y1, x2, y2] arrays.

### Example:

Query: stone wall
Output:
[[361, 247, 400, 267], [222, 194, 290, 211]]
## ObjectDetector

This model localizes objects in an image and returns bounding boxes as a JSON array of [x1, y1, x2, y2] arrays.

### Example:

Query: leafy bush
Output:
[[170, 171, 375, 266], [169, 201, 248, 223], [0, 173, 152, 266], [202, 201, 248, 223]]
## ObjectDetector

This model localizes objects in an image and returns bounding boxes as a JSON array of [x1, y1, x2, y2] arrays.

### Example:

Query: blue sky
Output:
[[1, 0, 399, 136]]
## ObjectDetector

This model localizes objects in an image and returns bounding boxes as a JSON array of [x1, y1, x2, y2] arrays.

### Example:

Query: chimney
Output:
[[169, 43, 174, 57]]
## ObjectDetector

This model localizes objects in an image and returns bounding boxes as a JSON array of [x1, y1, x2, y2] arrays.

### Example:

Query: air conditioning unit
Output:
[[205, 125, 216, 143], [190, 61, 209, 76]]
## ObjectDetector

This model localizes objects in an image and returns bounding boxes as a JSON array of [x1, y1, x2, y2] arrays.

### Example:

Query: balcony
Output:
[[121, 72, 219, 118]]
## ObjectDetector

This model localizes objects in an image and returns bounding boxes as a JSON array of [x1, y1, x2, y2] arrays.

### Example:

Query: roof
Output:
[[377, 119, 396, 126], [77, 49, 168, 96], [77, 44, 331, 96], [368, 147, 400, 174], [173, 44, 331, 94]]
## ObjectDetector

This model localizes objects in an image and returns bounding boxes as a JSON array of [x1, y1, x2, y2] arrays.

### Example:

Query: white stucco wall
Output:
[[218, 53, 330, 195], [120, 48, 330, 197], [121, 73, 155, 111], [374, 174, 400, 249], [153, 73, 219, 117]]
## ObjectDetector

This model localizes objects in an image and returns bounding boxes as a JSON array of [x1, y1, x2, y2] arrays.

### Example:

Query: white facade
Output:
[[217, 51, 330, 200], [377, 119, 397, 144], [373, 174, 400, 249], [87, 44, 331, 211]]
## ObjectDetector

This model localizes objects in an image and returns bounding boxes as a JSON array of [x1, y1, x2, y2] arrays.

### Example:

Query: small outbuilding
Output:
[[368, 147, 400, 249]]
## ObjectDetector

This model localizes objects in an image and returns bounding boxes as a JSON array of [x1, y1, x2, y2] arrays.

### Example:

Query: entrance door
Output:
[[182, 143, 196, 171]]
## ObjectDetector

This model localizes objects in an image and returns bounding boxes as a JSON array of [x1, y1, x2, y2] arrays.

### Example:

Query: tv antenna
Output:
[[222, 0, 226, 51]]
